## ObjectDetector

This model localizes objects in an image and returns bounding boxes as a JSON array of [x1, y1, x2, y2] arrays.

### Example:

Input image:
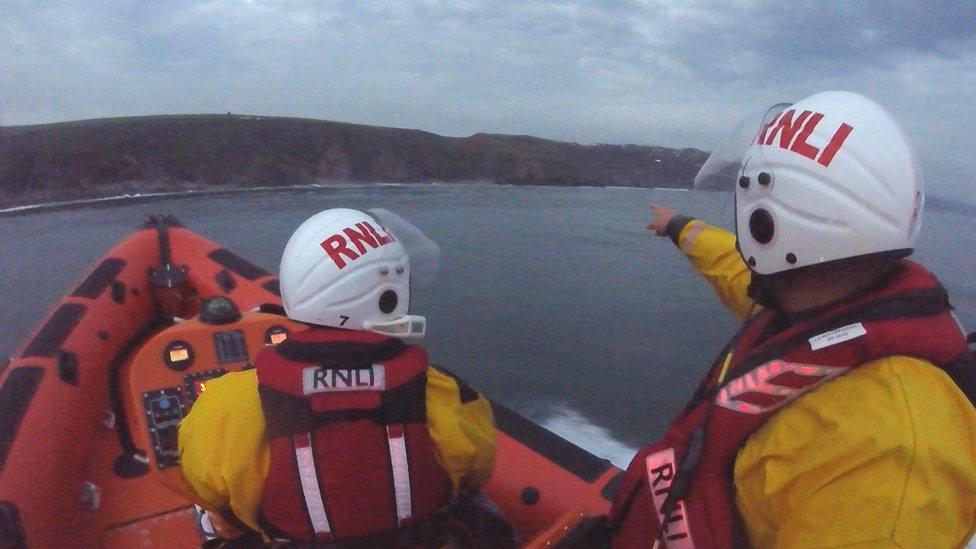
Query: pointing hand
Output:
[[646, 204, 678, 237]]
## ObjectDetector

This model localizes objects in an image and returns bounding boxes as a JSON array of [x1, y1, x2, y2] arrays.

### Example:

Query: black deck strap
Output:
[[141, 214, 184, 230], [553, 514, 612, 549], [0, 501, 26, 549], [601, 470, 625, 502], [430, 365, 481, 404], [263, 279, 281, 296], [21, 303, 86, 358], [161, 215, 184, 228], [155, 216, 174, 266], [275, 338, 406, 369], [489, 399, 613, 483], [111, 281, 127, 304], [208, 249, 270, 281], [215, 269, 237, 292], [108, 317, 175, 458], [257, 303, 287, 316], [57, 350, 79, 386], [71, 258, 126, 299], [260, 375, 427, 439], [0, 367, 45, 471]]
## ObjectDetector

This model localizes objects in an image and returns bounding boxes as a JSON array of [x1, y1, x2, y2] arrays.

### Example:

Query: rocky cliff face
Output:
[[0, 114, 707, 207]]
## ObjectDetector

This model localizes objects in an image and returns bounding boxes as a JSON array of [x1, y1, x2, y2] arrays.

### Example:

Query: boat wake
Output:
[[537, 404, 638, 470]]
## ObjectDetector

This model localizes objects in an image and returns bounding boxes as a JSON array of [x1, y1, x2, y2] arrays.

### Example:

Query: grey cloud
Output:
[[1, 0, 974, 199]]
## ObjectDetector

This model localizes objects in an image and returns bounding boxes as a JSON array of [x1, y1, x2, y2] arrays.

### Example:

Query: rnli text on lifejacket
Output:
[[644, 448, 694, 545], [302, 365, 388, 394]]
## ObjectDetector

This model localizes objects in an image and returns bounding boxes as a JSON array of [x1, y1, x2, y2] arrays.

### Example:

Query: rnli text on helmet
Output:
[[319, 222, 396, 269], [755, 109, 854, 168]]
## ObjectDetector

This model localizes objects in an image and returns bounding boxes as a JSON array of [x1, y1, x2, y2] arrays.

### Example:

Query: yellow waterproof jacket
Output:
[[675, 220, 976, 548], [178, 365, 496, 534]]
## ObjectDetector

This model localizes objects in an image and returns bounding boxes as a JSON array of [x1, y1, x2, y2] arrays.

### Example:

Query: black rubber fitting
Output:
[[521, 487, 540, 505], [665, 215, 697, 246]]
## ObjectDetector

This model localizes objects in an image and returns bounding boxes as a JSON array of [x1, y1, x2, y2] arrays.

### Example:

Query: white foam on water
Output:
[[0, 191, 178, 214], [537, 404, 638, 470], [604, 186, 646, 191]]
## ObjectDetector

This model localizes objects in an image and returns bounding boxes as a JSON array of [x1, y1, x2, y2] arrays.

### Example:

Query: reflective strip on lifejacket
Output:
[[715, 360, 848, 414], [294, 432, 332, 538], [386, 425, 413, 525]]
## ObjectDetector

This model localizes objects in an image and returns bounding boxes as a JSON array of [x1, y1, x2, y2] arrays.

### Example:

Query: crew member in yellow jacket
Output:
[[645, 207, 976, 547], [179, 208, 497, 545], [609, 91, 976, 548]]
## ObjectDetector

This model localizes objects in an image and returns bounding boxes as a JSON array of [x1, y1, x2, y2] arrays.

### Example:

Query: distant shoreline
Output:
[[3, 182, 970, 219], [0, 181, 699, 218], [0, 114, 705, 212]]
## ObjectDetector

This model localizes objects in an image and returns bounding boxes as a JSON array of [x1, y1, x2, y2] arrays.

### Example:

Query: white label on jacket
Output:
[[302, 365, 386, 394], [645, 448, 695, 548], [808, 322, 866, 351]]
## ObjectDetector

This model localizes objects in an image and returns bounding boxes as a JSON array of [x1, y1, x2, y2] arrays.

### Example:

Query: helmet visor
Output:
[[367, 208, 440, 289], [694, 103, 792, 191]]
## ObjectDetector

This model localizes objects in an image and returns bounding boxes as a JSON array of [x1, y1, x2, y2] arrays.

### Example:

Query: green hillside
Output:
[[0, 114, 707, 207]]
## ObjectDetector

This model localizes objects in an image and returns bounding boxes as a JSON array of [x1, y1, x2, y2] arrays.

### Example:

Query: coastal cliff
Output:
[[0, 114, 707, 207]]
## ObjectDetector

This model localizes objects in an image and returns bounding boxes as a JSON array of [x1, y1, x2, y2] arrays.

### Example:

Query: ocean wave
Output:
[[538, 404, 638, 469]]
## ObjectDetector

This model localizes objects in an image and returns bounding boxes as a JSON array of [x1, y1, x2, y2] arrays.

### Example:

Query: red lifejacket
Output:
[[255, 328, 453, 543], [609, 260, 976, 548]]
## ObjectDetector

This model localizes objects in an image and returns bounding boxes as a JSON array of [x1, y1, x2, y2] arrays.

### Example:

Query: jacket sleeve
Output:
[[425, 367, 498, 492], [178, 369, 270, 533], [733, 356, 976, 548], [670, 219, 755, 320]]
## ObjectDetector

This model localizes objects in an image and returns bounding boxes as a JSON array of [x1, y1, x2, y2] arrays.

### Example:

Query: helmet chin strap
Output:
[[363, 315, 427, 339], [746, 272, 782, 310]]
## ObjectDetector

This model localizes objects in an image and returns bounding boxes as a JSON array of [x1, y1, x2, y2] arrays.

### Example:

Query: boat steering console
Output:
[[123, 297, 304, 470]]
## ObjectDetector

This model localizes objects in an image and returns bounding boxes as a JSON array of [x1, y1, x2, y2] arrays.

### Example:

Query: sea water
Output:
[[1, 183, 973, 466]]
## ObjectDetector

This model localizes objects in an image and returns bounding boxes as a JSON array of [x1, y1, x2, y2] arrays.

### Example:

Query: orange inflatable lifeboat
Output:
[[0, 216, 621, 547]]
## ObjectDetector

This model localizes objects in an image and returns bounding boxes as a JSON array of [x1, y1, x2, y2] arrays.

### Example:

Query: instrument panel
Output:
[[124, 300, 306, 469]]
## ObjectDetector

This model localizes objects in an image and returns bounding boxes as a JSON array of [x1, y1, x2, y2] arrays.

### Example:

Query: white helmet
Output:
[[732, 91, 923, 275], [279, 208, 426, 338]]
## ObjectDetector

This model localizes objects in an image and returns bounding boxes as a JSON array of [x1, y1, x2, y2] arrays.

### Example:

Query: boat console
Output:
[[0, 219, 620, 547], [122, 297, 305, 470]]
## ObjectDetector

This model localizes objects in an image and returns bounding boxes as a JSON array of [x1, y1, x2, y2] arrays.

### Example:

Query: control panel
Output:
[[143, 388, 184, 468], [124, 303, 305, 470], [182, 369, 229, 407], [213, 330, 248, 364]]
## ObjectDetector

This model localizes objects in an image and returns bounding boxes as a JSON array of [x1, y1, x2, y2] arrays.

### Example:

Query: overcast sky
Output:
[[3, 0, 974, 199]]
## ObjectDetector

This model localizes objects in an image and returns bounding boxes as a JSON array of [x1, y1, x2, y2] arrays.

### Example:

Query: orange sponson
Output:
[[0, 217, 622, 548]]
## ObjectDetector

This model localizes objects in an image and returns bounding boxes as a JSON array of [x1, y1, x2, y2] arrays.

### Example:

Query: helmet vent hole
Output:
[[738, 176, 750, 189], [749, 209, 775, 245], [379, 267, 390, 276], [758, 172, 772, 186], [379, 290, 398, 314], [786, 253, 797, 264], [395, 266, 405, 275], [747, 257, 757, 267]]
